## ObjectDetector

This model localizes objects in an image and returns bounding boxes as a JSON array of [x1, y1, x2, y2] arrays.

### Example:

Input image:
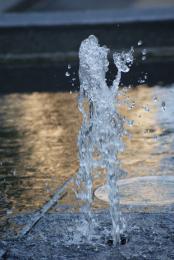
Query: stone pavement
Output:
[[1, 211, 174, 259]]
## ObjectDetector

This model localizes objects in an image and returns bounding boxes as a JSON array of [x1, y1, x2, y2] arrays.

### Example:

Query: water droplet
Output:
[[46, 187, 51, 193], [142, 49, 147, 61], [144, 129, 151, 134], [65, 71, 70, 77], [7, 210, 12, 215], [68, 64, 71, 69], [128, 101, 136, 110], [153, 96, 158, 102], [128, 120, 134, 127], [70, 91, 72, 94], [153, 135, 158, 141], [138, 79, 145, 84], [142, 49, 147, 55], [113, 48, 134, 73], [161, 101, 166, 111], [72, 78, 76, 82], [138, 40, 143, 46], [143, 105, 150, 112]]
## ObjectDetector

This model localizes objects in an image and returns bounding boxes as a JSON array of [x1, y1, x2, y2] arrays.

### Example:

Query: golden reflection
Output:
[[14, 92, 81, 212], [118, 85, 163, 178], [0, 93, 80, 215], [0, 85, 174, 217]]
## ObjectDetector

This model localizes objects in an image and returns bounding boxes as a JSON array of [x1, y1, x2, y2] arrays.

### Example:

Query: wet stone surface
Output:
[[1, 211, 174, 259]]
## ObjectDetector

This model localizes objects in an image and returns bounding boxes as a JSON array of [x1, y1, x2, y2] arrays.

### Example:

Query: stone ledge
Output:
[[0, 7, 173, 27]]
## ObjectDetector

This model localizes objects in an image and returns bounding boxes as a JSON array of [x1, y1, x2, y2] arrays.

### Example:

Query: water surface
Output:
[[0, 85, 174, 233]]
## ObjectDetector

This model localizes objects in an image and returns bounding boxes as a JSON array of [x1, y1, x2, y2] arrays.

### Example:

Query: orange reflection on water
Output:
[[0, 85, 174, 219], [0, 93, 80, 215], [119, 86, 163, 178]]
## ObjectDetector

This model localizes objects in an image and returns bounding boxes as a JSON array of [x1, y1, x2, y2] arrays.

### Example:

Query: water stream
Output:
[[75, 35, 133, 244]]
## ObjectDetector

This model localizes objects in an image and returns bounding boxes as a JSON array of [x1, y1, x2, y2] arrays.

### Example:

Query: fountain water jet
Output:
[[75, 35, 133, 245]]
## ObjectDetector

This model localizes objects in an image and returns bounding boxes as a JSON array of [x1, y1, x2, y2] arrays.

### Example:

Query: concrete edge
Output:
[[0, 7, 173, 28], [0, 47, 174, 66]]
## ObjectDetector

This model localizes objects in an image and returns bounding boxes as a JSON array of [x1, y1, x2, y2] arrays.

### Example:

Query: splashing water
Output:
[[75, 35, 133, 245]]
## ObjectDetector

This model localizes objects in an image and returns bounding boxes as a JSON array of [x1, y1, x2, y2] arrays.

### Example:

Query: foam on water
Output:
[[75, 35, 133, 244]]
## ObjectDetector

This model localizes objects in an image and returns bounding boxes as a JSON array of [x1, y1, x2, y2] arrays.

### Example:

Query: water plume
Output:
[[76, 35, 133, 244]]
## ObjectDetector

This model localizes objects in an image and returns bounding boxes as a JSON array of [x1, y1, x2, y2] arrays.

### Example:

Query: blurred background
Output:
[[0, 0, 174, 12], [0, 0, 174, 91], [0, 0, 174, 239]]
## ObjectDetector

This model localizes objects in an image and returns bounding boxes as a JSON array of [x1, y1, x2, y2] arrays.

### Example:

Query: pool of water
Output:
[[0, 84, 174, 234], [95, 176, 174, 206]]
